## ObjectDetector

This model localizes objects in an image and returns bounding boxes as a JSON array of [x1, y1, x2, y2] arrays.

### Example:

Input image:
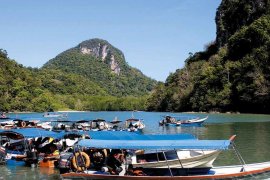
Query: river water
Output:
[[1, 111, 270, 179]]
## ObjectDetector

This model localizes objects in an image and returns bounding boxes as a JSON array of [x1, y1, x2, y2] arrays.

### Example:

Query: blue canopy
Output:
[[0, 128, 62, 139], [89, 131, 196, 140], [78, 139, 231, 150], [59, 131, 196, 140]]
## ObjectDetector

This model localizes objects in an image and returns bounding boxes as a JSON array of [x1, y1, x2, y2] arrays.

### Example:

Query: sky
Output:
[[0, 0, 221, 82]]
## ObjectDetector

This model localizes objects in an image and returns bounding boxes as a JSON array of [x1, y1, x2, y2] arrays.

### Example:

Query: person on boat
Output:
[[0, 112, 6, 118], [44, 144, 60, 159], [170, 117, 177, 123], [98, 121, 105, 130], [106, 149, 125, 175], [125, 165, 146, 176], [128, 122, 133, 128], [39, 137, 54, 148], [37, 137, 55, 154], [165, 115, 171, 123]]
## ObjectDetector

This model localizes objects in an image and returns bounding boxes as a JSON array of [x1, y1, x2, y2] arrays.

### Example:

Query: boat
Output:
[[36, 121, 53, 130], [13, 119, 40, 128], [43, 112, 67, 118], [0, 119, 40, 130], [74, 120, 91, 130], [89, 119, 113, 131], [51, 120, 74, 131], [58, 132, 221, 173], [159, 115, 208, 126], [110, 117, 122, 130], [0, 128, 61, 167], [61, 161, 270, 179], [0, 112, 10, 120], [58, 133, 232, 174], [61, 135, 270, 179], [125, 118, 145, 131], [60, 136, 235, 179], [110, 117, 122, 124], [0, 120, 15, 129], [89, 132, 221, 168]]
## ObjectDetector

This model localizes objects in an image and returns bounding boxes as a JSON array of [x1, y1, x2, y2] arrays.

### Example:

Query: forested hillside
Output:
[[147, 0, 270, 113], [0, 39, 155, 112], [43, 39, 156, 96]]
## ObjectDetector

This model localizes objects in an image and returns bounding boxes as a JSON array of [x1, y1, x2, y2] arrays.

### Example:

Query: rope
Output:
[[232, 142, 246, 168], [232, 142, 255, 178]]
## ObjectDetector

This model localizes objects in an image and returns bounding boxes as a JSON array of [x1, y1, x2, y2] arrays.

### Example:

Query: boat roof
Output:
[[50, 120, 73, 123], [92, 119, 106, 122], [125, 118, 141, 122], [75, 120, 90, 123], [89, 131, 196, 140], [0, 128, 61, 140], [110, 120, 122, 124], [78, 139, 231, 150], [58, 131, 196, 141]]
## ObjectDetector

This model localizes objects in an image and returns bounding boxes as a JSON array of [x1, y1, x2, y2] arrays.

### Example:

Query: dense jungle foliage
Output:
[[147, 0, 270, 113]]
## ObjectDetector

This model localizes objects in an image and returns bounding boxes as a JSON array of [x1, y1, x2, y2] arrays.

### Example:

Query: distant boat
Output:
[[159, 116, 208, 126], [109, 117, 122, 130], [124, 112, 145, 131], [74, 120, 91, 130], [125, 118, 145, 131], [90, 119, 113, 131], [110, 117, 122, 124], [43, 112, 67, 118], [0, 112, 10, 120]]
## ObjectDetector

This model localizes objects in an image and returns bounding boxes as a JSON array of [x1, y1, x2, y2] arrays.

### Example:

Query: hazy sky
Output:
[[0, 0, 221, 81]]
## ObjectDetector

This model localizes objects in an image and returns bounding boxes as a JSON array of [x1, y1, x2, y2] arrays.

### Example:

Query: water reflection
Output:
[[204, 122, 270, 166], [157, 125, 207, 137], [0, 165, 61, 180]]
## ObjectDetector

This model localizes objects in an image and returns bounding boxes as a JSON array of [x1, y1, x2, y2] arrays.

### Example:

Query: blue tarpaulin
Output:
[[88, 131, 196, 140], [0, 128, 62, 139], [58, 130, 196, 140], [78, 139, 231, 150]]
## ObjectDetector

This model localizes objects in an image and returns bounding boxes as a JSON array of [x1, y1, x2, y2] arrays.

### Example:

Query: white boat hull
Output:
[[132, 150, 220, 168]]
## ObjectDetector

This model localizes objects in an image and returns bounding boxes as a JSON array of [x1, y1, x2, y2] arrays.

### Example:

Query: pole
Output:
[[163, 151, 173, 177], [175, 149, 183, 168]]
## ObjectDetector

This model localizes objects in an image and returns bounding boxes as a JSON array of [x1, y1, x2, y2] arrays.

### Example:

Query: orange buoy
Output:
[[72, 151, 90, 171]]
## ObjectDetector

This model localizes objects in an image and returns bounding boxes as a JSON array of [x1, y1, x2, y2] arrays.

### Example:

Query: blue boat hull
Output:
[[6, 159, 25, 166], [165, 121, 204, 127]]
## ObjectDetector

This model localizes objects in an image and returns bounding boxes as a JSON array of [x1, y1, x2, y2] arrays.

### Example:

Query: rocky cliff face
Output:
[[79, 39, 120, 75], [216, 0, 269, 47]]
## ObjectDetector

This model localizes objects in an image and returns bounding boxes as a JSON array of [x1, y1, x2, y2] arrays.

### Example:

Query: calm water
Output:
[[1, 111, 270, 179]]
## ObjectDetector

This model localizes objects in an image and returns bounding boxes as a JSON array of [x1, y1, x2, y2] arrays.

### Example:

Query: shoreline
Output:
[[4, 111, 270, 116]]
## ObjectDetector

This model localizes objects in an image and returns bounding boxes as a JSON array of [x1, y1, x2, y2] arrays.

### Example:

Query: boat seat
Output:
[[190, 150, 202, 157]]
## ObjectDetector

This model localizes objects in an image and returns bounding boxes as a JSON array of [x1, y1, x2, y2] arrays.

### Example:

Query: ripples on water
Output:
[[0, 166, 60, 180], [2, 111, 270, 179]]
